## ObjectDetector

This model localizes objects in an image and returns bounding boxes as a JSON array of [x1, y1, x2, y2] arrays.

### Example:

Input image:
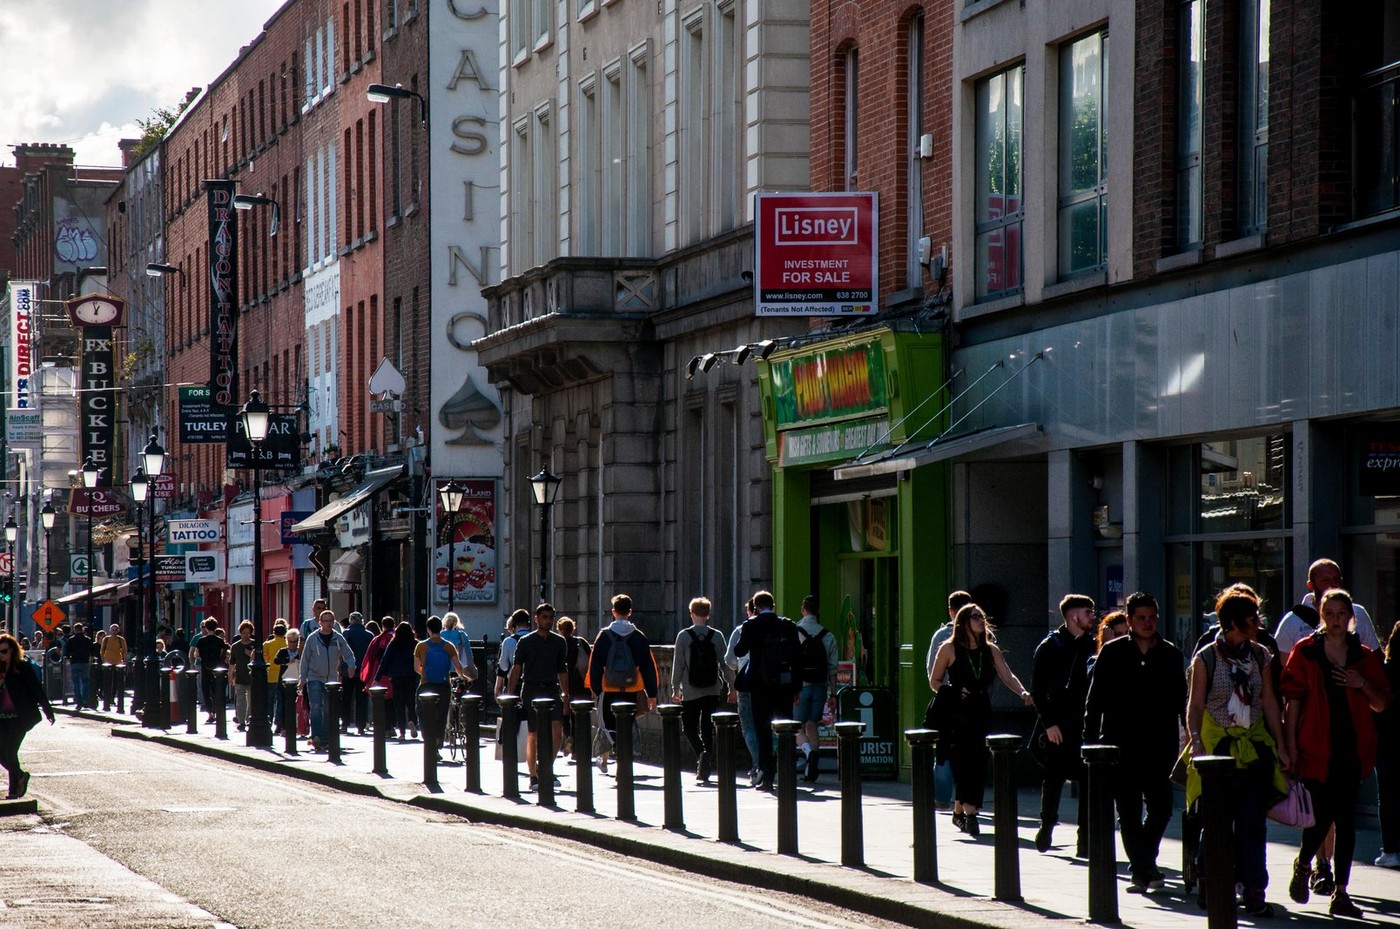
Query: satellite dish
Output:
[[368, 357, 406, 395]]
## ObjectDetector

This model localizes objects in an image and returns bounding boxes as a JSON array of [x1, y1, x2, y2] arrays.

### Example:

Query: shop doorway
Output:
[[836, 555, 899, 690]]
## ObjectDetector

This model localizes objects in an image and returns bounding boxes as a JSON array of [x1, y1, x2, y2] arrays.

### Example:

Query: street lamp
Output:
[[3, 514, 16, 632], [141, 434, 167, 726], [438, 480, 467, 614], [367, 82, 428, 125], [239, 390, 273, 748], [130, 465, 152, 724], [40, 501, 55, 603], [528, 469, 562, 602], [81, 457, 100, 638], [232, 194, 281, 238]]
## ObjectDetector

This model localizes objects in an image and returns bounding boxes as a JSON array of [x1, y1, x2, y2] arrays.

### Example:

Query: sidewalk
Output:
[[70, 704, 1398, 929]]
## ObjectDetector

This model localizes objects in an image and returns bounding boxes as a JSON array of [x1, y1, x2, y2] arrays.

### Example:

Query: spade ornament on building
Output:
[[439, 374, 502, 446]]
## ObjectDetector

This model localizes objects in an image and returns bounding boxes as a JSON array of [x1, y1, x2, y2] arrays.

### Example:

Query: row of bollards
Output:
[[166, 683, 1244, 929]]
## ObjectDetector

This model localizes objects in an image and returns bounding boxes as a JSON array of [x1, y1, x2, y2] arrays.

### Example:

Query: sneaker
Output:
[[951, 811, 966, 832], [1329, 890, 1362, 919], [1288, 858, 1311, 905], [527, 776, 539, 791], [596, 753, 609, 775], [1126, 880, 1149, 894], [696, 751, 711, 784], [1242, 888, 1273, 918], [1075, 838, 1089, 859], [1035, 824, 1054, 853], [965, 813, 980, 837], [1311, 860, 1335, 896], [1375, 851, 1400, 869], [1148, 878, 1167, 892]]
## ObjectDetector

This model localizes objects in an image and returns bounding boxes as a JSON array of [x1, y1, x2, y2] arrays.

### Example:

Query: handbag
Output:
[[374, 676, 394, 701], [295, 690, 310, 737], [1267, 776, 1315, 829]]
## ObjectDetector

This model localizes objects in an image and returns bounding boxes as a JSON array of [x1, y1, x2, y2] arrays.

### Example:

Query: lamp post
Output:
[[40, 501, 55, 602], [130, 466, 150, 720], [240, 390, 273, 748], [367, 82, 429, 124], [81, 457, 100, 635], [135, 435, 167, 725], [528, 469, 562, 603], [438, 480, 467, 614], [4, 515, 16, 632]]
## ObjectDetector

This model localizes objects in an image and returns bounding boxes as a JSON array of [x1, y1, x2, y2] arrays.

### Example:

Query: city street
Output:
[[0, 716, 909, 929]]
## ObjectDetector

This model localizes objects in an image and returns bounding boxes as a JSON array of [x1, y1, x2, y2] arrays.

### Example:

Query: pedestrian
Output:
[[1083, 591, 1185, 893], [793, 595, 836, 782], [1030, 594, 1096, 856], [928, 602, 1033, 835], [1377, 621, 1400, 870], [1185, 587, 1290, 916], [298, 610, 356, 752], [439, 611, 478, 683], [416, 614, 475, 759], [64, 623, 95, 710], [263, 620, 288, 728], [100, 623, 126, 667], [1281, 588, 1391, 917], [0, 632, 55, 798], [300, 597, 329, 640], [193, 618, 228, 721], [731, 590, 802, 792], [341, 611, 373, 735], [925, 590, 975, 809], [587, 594, 659, 774], [508, 603, 570, 789], [228, 620, 258, 731], [557, 615, 591, 754], [494, 610, 533, 700], [671, 597, 730, 785], [725, 598, 764, 786], [376, 621, 420, 741], [1087, 610, 1127, 678]]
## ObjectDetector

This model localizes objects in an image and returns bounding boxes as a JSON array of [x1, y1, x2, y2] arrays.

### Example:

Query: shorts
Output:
[[521, 683, 563, 731], [793, 682, 827, 723]]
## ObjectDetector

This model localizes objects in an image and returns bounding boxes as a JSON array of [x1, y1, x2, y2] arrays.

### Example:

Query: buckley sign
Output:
[[80, 328, 116, 484]]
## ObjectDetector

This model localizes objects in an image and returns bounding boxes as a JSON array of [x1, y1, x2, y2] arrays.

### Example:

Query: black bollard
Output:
[[713, 711, 740, 843], [369, 685, 388, 776], [102, 661, 114, 711], [420, 691, 441, 788], [612, 701, 638, 821], [571, 699, 595, 813], [133, 657, 147, 725], [155, 663, 171, 730], [116, 663, 127, 714], [462, 694, 483, 793], [1082, 744, 1120, 924], [658, 703, 684, 831], [498, 694, 521, 799], [533, 697, 555, 807], [835, 721, 865, 867], [773, 719, 802, 856], [183, 669, 200, 734], [906, 728, 940, 884], [211, 667, 228, 739], [283, 680, 299, 755], [1196, 756, 1238, 929], [324, 681, 342, 762], [988, 733, 1023, 902]]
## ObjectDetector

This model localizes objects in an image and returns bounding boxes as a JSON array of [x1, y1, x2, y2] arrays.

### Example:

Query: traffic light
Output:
[[0, 576, 12, 603]]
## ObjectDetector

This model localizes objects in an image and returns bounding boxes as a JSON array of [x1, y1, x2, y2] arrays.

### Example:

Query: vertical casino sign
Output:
[[206, 179, 239, 408]]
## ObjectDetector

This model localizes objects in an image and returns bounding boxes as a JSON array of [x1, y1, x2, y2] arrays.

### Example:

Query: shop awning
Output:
[[831, 422, 1043, 481], [288, 465, 403, 534], [56, 578, 135, 605], [328, 550, 363, 591]]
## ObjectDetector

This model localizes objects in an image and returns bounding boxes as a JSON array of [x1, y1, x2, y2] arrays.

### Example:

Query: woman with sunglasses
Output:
[[0, 632, 56, 799]]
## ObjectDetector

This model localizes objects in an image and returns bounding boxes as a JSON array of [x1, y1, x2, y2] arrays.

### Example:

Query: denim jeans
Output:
[[306, 680, 328, 742], [70, 663, 91, 709], [737, 692, 762, 773]]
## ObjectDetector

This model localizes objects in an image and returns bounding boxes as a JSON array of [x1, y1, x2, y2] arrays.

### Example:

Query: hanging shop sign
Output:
[[154, 555, 186, 584], [167, 519, 222, 544], [185, 551, 224, 583], [754, 192, 878, 317], [225, 412, 300, 469], [80, 327, 116, 484], [179, 385, 227, 443], [206, 179, 239, 409], [8, 281, 35, 409], [768, 339, 888, 429], [6, 409, 41, 448]]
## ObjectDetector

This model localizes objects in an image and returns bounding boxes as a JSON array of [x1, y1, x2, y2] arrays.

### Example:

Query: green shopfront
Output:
[[758, 327, 950, 774]]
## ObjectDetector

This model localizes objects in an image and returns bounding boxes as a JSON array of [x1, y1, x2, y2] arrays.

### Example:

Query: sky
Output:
[[0, 0, 288, 167]]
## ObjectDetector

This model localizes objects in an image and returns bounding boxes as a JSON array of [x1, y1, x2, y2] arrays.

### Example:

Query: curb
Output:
[[109, 726, 1039, 929]]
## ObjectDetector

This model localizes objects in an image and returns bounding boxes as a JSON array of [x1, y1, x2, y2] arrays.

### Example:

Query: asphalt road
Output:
[[3, 716, 906, 929]]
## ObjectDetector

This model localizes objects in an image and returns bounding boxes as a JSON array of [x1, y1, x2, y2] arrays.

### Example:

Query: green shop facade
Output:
[[758, 326, 950, 774]]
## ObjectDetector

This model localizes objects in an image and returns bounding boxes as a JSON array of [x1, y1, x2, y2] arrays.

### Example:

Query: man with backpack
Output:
[[671, 596, 731, 785], [587, 594, 659, 773], [794, 595, 837, 782], [732, 590, 802, 791], [416, 615, 475, 760]]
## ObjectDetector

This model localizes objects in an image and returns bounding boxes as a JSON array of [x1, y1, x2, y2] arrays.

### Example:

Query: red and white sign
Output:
[[69, 487, 126, 516], [754, 192, 878, 317], [154, 473, 177, 499], [0, 552, 12, 574]]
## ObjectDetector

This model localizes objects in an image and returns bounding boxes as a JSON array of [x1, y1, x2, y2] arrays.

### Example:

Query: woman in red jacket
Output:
[[1281, 589, 1391, 917]]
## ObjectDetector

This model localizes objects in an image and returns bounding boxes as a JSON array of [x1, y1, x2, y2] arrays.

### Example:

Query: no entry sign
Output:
[[754, 192, 878, 316]]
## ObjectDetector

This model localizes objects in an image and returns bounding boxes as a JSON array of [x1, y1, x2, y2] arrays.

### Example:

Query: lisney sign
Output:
[[755, 192, 878, 317]]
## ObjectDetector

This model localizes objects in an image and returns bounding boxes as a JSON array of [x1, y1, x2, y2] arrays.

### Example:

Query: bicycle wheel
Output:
[[446, 699, 464, 762]]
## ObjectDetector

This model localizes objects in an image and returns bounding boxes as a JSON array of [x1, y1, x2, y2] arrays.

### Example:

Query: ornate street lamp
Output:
[[40, 501, 55, 603], [81, 457, 100, 637], [239, 391, 273, 747], [528, 469, 562, 602], [140, 434, 167, 727], [438, 480, 467, 614], [4, 514, 16, 632]]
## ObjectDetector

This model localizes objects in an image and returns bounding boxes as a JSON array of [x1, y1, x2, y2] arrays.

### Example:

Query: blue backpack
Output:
[[423, 639, 452, 684]]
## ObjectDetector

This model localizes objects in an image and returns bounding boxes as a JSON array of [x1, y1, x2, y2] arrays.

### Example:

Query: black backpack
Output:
[[754, 620, 800, 690], [685, 628, 720, 688], [797, 627, 829, 684]]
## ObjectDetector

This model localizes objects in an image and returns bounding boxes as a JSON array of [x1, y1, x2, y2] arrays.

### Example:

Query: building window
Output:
[[1353, 5, 1400, 217], [511, 0, 530, 63], [533, 0, 551, 48], [906, 14, 925, 290], [1239, 0, 1269, 233], [843, 48, 859, 191], [1177, 0, 1205, 249], [533, 105, 556, 266], [1059, 31, 1108, 277], [601, 64, 624, 253], [577, 79, 600, 254], [681, 11, 707, 246], [511, 118, 533, 273], [625, 47, 650, 254], [974, 64, 1024, 299], [715, 0, 741, 229]]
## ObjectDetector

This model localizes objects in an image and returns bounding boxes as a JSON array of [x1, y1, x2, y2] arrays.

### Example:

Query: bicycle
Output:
[[443, 676, 473, 762]]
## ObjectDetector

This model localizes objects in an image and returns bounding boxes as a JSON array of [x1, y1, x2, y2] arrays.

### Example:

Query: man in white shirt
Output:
[[1274, 559, 1380, 656]]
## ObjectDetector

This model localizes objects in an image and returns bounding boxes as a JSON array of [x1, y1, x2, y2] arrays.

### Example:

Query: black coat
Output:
[[3, 660, 55, 731]]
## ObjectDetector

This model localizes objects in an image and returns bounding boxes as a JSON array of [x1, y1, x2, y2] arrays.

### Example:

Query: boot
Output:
[[695, 751, 711, 785], [802, 746, 819, 782], [1035, 822, 1054, 853]]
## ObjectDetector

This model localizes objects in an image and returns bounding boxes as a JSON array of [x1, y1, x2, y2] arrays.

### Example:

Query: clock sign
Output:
[[66, 295, 125, 328]]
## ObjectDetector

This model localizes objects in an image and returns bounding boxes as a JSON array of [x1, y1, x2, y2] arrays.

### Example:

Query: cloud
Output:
[[0, 0, 285, 166]]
